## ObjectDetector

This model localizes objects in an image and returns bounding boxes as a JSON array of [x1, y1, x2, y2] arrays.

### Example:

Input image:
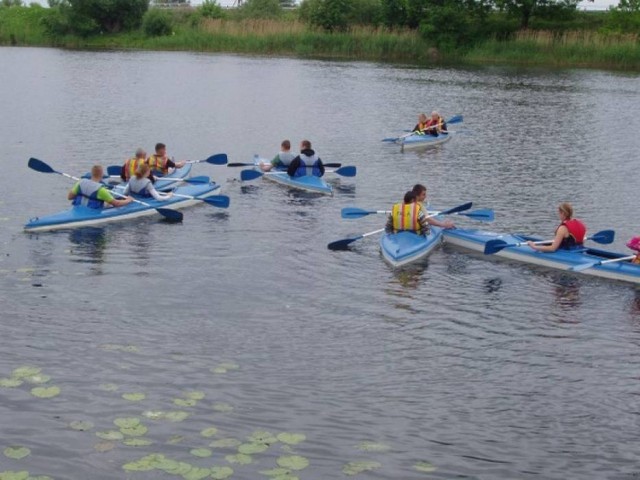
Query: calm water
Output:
[[1, 47, 640, 479]]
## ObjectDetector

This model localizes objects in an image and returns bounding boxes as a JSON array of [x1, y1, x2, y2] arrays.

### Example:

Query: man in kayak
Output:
[[413, 111, 447, 136], [412, 184, 455, 229], [147, 143, 186, 177], [121, 148, 153, 182], [68, 165, 133, 209], [123, 163, 173, 201], [260, 139, 296, 172], [527, 202, 587, 252], [287, 140, 325, 177]]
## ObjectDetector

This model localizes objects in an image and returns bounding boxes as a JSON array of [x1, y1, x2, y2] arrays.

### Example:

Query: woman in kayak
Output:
[[412, 184, 455, 229], [527, 202, 587, 252], [260, 139, 296, 172], [68, 165, 133, 209], [123, 163, 173, 201], [287, 140, 325, 177]]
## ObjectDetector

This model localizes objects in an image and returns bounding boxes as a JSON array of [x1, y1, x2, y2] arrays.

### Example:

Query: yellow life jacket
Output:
[[124, 157, 145, 180], [147, 154, 169, 175], [391, 202, 422, 234]]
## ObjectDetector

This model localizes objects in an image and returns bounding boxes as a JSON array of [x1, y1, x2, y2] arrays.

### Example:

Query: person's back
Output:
[[287, 140, 325, 178], [69, 165, 132, 209], [124, 164, 172, 201], [386, 191, 428, 235], [122, 148, 148, 181], [559, 218, 586, 249]]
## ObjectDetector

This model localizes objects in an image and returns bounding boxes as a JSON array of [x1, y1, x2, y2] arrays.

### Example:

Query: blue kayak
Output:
[[443, 229, 640, 285], [396, 132, 451, 149], [153, 164, 193, 191], [253, 156, 333, 195], [24, 183, 220, 232], [380, 227, 443, 267]]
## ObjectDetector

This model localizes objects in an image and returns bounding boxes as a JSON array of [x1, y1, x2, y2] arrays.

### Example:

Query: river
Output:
[[1, 47, 639, 479]]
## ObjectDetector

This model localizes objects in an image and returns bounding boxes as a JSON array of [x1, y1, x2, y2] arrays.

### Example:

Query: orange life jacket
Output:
[[123, 157, 145, 181], [147, 154, 169, 175]]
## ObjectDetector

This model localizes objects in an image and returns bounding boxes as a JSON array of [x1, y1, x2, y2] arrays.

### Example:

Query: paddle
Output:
[[341, 207, 494, 222], [569, 255, 637, 272], [107, 175, 212, 185], [170, 193, 230, 209], [107, 165, 122, 176], [27, 157, 182, 221], [483, 229, 615, 255], [241, 166, 356, 182], [228, 162, 342, 168], [328, 202, 473, 250], [382, 115, 463, 142], [185, 153, 228, 165]]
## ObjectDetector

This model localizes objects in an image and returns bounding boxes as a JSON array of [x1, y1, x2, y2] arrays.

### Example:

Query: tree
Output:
[[239, 0, 282, 18], [381, 0, 407, 27], [1, 0, 24, 6], [495, 0, 579, 28], [65, 0, 149, 34]]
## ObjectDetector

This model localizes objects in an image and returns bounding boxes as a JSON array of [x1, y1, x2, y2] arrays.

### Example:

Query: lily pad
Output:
[[69, 420, 94, 431], [248, 430, 278, 445], [212, 402, 234, 413], [94, 441, 116, 453], [114, 417, 140, 429], [272, 475, 299, 480], [122, 392, 145, 402], [238, 443, 269, 454], [183, 467, 211, 480], [30, 386, 60, 399], [209, 438, 241, 448], [123, 438, 153, 447], [174, 398, 197, 407], [276, 455, 309, 471], [142, 410, 165, 420], [98, 383, 118, 392], [342, 461, 381, 476], [12, 366, 41, 379], [260, 467, 291, 476], [225, 453, 252, 465], [0, 379, 23, 388], [120, 424, 148, 437], [200, 426, 218, 437], [153, 457, 180, 472], [122, 459, 155, 472], [190, 448, 212, 458], [357, 441, 390, 452], [164, 461, 192, 476], [277, 433, 306, 445], [185, 391, 205, 400], [4, 447, 31, 460], [210, 466, 234, 479], [23, 375, 50, 385], [0, 471, 29, 480], [96, 430, 124, 441], [167, 435, 185, 445], [414, 461, 437, 473], [165, 411, 190, 422]]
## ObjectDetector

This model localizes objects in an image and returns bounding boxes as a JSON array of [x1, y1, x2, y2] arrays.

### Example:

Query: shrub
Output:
[[238, 0, 282, 19], [143, 8, 172, 36], [200, 0, 225, 19]]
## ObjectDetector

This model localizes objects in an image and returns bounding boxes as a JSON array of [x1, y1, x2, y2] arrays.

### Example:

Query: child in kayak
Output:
[[124, 164, 173, 201], [627, 236, 640, 264], [527, 202, 587, 252], [260, 139, 296, 172]]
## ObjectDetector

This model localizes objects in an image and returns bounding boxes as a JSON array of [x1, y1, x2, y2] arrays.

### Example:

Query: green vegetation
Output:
[[0, 1, 639, 70]]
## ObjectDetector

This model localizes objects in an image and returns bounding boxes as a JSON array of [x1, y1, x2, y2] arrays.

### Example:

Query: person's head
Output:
[[281, 140, 291, 152], [135, 162, 150, 180], [431, 111, 440, 120], [412, 184, 427, 203], [627, 236, 640, 252], [135, 148, 146, 159], [300, 140, 311, 150], [558, 202, 573, 221], [91, 165, 104, 180], [403, 191, 416, 204], [155, 143, 166, 156], [418, 113, 428, 124]]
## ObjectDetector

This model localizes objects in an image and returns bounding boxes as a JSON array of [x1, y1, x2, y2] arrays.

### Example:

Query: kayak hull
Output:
[[154, 164, 193, 191], [380, 227, 443, 267], [397, 133, 451, 149], [24, 183, 220, 233], [442, 229, 640, 285], [253, 156, 332, 195]]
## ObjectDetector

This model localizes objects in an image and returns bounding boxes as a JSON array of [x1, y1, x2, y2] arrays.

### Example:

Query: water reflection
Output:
[[551, 275, 582, 322], [68, 227, 108, 270]]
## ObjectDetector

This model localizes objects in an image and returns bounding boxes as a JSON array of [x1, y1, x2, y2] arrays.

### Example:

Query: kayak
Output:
[[153, 164, 193, 191], [380, 227, 443, 267], [442, 229, 640, 285], [397, 132, 451, 149], [252, 156, 333, 195], [24, 183, 220, 233]]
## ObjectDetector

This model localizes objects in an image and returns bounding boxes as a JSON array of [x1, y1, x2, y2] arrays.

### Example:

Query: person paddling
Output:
[[147, 143, 186, 177], [287, 140, 325, 178], [527, 202, 587, 252], [260, 139, 296, 172], [413, 112, 447, 136], [123, 163, 173, 201], [626, 236, 640, 264], [69, 165, 133, 209], [411, 184, 455, 229], [385, 191, 431, 236], [121, 148, 154, 182]]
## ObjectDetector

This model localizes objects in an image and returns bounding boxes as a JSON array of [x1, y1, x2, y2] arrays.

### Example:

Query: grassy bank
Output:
[[1, 6, 639, 70]]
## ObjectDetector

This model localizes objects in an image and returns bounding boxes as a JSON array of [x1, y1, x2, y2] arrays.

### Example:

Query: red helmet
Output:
[[626, 236, 640, 252]]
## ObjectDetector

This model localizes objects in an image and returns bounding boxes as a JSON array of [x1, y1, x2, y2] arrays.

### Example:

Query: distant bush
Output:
[[143, 8, 172, 36], [238, 0, 282, 19], [199, 0, 225, 19]]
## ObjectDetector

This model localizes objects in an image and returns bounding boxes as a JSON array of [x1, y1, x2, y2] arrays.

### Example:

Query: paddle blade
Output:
[[28, 157, 55, 174], [240, 169, 263, 182], [107, 165, 122, 176], [464, 209, 495, 222], [447, 115, 463, 125], [381, 137, 399, 142], [327, 236, 361, 250], [156, 208, 183, 221], [341, 207, 374, 219], [205, 153, 228, 165], [202, 195, 230, 208], [183, 176, 211, 184], [323, 163, 342, 168], [484, 239, 511, 255], [441, 202, 473, 216], [569, 262, 597, 272], [590, 229, 615, 245], [227, 162, 253, 167], [334, 166, 356, 177]]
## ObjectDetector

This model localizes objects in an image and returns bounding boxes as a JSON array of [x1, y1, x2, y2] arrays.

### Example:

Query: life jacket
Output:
[[277, 152, 296, 167], [425, 116, 445, 133], [123, 157, 145, 181], [293, 152, 322, 178], [127, 177, 152, 198], [147, 154, 169, 175], [558, 219, 586, 249], [72, 179, 105, 209], [391, 202, 422, 234]]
